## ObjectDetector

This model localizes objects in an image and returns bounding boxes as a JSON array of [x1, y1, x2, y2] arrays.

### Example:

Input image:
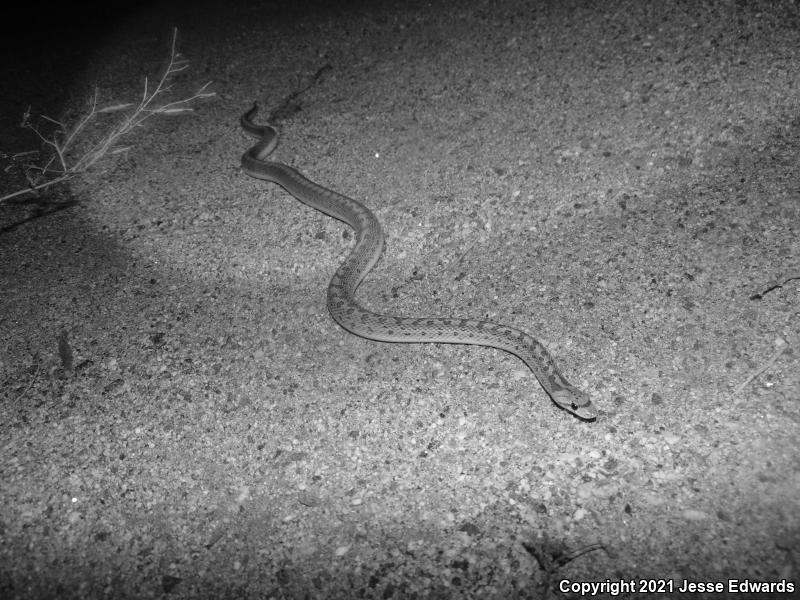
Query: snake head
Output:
[[551, 389, 597, 422]]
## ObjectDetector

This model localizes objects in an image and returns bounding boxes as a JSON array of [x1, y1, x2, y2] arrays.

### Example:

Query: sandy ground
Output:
[[1, 0, 799, 598]]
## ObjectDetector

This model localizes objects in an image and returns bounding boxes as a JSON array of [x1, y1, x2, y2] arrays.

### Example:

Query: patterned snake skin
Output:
[[240, 104, 596, 421]]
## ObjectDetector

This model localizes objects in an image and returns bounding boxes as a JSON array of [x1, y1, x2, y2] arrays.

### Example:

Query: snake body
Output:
[[241, 104, 596, 421]]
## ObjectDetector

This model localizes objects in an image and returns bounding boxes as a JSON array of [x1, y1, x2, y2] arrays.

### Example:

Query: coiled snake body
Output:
[[241, 104, 596, 421]]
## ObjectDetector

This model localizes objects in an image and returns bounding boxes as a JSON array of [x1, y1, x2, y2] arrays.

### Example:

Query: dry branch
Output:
[[1, 28, 214, 204]]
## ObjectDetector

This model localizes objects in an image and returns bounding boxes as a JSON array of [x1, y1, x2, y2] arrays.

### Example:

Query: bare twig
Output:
[[750, 273, 800, 300], [523, 537, 608, 600], [266, 63, 332, 123], [10, 362, 41, 406], [1, 27, 214, 204], [733, 337, 788, 396]]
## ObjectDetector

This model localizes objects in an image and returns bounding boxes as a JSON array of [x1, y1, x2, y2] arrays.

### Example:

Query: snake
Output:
[[240, 104, 596, 421]]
